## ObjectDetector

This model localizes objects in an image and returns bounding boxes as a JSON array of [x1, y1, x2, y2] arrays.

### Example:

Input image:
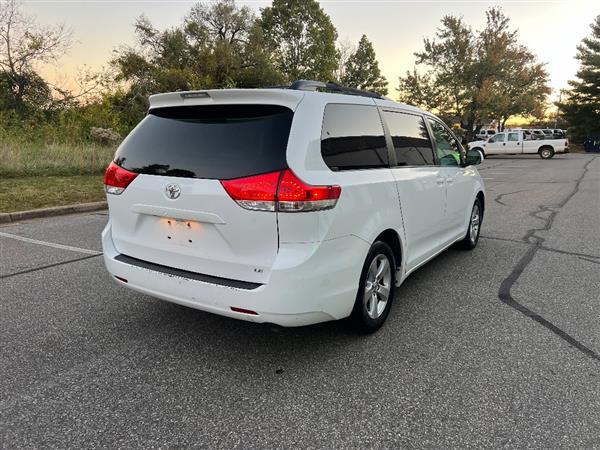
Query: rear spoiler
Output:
[[149, 89, 305, 111]]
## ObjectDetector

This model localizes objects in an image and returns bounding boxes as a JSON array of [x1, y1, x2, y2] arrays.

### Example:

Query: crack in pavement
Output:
[[497, 156, 600, 362], [494, 190, 528, 206], [481, 236, 600, 260], [579, 256, 600, 265]]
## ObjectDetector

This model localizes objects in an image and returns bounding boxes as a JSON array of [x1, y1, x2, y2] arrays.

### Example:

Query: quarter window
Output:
[[321, 104, 388, 171], [426, 118, 464, 166], [383, 111, 434, 166]]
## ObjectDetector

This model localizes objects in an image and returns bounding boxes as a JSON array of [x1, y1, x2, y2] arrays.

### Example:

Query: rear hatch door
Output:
[[107, 100, 296, 284]]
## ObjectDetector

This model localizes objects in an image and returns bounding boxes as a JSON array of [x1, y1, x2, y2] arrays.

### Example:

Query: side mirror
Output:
[[466, 149, 484, 165]]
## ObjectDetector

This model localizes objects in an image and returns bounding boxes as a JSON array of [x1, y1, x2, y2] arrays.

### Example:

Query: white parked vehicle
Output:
[[102, 81, 486, 332], [529, 129, 546, 140], [468, 130, 569, 159], [476, 129, 496, 140]]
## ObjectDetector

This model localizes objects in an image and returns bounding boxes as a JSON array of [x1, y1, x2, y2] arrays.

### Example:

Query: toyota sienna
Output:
[[102, 80, 486, 332]]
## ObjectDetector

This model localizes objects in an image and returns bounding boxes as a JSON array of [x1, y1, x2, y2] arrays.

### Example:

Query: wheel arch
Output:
[[538, 144, 554, 152], [476, 191, 485, 218], [373, 229, 403, 271]]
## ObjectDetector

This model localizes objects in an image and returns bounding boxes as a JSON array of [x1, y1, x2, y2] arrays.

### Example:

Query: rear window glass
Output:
[[321, 104, 388, 171], [113, 104, 294, 180]]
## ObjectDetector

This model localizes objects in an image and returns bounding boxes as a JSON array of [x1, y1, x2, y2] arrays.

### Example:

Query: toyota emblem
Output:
[[165, 183, 181, 200]]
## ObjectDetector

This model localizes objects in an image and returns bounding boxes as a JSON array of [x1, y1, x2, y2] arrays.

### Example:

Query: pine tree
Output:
[[559, 15, 600, 142], [341, 35, 388, 95]]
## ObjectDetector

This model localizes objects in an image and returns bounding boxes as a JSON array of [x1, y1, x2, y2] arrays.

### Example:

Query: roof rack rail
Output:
[[288, 80, 383, 99]]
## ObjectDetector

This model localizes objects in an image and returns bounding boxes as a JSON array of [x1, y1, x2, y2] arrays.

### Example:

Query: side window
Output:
[[321, 104, 388, 171], [507, 132, 519, 142], [426, 118, 464, 167], [490, 133, 506, 143], [383, 111, 434, 166]]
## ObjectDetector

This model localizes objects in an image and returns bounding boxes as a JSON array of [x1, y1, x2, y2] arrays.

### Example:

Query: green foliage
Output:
[[112, 0, 285, 102], [259, 0, 338, 82], [397, 8, 550, 138], [341, 35, 387, 95], [557, 15, 600, 142]]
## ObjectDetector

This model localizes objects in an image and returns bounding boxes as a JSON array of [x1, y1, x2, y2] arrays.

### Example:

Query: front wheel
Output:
[[350, 241, 396, 333], [459, 199, 482, 250], [472, 147, 485, 157]]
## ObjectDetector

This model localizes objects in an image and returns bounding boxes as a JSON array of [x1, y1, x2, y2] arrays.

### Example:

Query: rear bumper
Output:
[[102, 223, 369, 327]]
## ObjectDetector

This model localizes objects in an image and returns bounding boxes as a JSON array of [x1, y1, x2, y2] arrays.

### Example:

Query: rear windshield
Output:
[[113, 104, 294, 180]]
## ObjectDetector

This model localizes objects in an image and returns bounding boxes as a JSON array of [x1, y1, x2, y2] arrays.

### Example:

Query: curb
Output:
[[0, 201, 107, 224]]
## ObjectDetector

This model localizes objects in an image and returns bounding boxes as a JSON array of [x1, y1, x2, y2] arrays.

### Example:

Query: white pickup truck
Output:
[[468, 130, 569, 159]]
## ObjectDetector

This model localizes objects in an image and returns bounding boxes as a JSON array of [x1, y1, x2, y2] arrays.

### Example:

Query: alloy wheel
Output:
[[470, 204, 480, 244], [364, 254, 392, 319]]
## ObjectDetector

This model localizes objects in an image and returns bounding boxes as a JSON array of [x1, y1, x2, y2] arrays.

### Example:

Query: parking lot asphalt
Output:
[[1, 153, 599, 448]]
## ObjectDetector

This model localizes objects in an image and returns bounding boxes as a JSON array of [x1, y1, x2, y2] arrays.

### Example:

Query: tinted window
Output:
[[321, 104, 388, 170], [427, 118, 464, 166], [113, 104, 293, 180], [383, 111, 434, 166], [508, 132, 519, 141]]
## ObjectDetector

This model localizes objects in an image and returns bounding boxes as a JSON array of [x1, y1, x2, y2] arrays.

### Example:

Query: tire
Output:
[[459, 199, 482, 250], [472, 147, 485, 157], [539, 146, 554, 159], [350, 241, 396, 333]]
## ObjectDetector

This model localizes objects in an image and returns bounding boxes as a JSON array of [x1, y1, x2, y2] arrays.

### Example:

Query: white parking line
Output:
[[0, 231, 101, 255]]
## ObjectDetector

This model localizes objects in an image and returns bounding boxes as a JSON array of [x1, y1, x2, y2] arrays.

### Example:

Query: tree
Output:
[[341, 35, 387, 95], [0, 0, 72, 113], [112, 1, 284, 122], [475, 9, 549, 130], [184, 0, 282, 87], [259, 0, 338, 82], [397, 8, 549, 137], [558, 15, 600, 142]]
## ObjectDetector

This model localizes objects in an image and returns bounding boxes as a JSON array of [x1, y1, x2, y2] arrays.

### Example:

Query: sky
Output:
[[20, 0, 600, 103]]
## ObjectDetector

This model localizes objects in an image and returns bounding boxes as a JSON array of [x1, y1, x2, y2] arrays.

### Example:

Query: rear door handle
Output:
[[436, 178, 445, 186], [446, 177, 454, 185]]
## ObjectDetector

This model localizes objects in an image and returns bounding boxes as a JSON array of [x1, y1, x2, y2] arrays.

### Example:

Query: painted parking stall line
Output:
[[0, 231, 102, 255]]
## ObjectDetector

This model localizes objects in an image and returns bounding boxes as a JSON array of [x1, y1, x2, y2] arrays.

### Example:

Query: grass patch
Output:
[[0, 175, 105, 213], [0, 139, 115, 178]]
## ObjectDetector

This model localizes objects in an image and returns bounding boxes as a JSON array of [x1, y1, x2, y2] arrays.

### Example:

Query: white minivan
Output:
[[102, 81, 486, 332]]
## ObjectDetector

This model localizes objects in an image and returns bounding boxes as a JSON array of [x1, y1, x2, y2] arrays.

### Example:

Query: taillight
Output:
[[220, 171, 280, 211], [277, 169, 341, 212], [221, 169, 341, 212], [104, 161, 138, 195]]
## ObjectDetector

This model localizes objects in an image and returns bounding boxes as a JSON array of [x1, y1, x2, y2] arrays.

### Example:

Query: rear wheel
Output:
[[460, 199, 482, 250], [350, 241, 396, 333], [539, 146, 554, 159]]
